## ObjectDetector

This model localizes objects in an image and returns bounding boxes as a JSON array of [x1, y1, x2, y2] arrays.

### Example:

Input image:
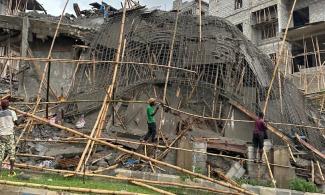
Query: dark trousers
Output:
[[253, 132, 265, 150], [144, 122, 156, 142]]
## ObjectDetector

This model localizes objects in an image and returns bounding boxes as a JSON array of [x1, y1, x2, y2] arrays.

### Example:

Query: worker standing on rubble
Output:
[[142, 98, 159, 143], [253, 112, 268, 163], [100, 0, 110, 18], [0, 99, 18, 176]]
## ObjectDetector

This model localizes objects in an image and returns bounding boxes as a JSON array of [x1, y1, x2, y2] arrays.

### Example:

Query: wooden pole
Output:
[[16, 153, 55, 160], [45, 61, 51, 118], [10, 107, 254, 195], [7, 0, 70, 162], [263, 0, 297, 114], [0, 56, 197, 74], [158, 4, 180, 146], [316, 161, 324, 181], [287, 144, 296, 163], [131, 181, 176, 195], [311, 160, 315, 183], [263, 149, 276, 188], [198, 0, 202, 46], [72, 86, 112, 175], [157, 124, 191, 160], [74, 0, 129, 176], [12, 163, 240, 195], [0, 179, 144, 195]]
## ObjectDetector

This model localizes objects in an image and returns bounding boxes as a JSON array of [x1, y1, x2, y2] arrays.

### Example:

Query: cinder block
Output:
[[114, 168, 132, 178], [242, 184, 260, 194], [157, 173, 180, 183], [131, 170, 145, 179], [290, 191, 304, 195], [276, 189, 291, 195], [142, 172, 158, 181], [260, 187, 277, 195]]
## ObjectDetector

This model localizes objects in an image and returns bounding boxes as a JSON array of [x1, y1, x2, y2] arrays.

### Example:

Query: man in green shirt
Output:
[[143, 98, 159, 142]]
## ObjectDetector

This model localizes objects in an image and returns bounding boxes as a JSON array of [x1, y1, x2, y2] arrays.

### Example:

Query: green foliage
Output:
[[289, 178, 319, 193]]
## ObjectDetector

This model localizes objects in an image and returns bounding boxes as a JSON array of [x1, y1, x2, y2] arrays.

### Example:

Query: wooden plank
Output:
[[229, 100, 292, 145], [295, 134, 325, 159]]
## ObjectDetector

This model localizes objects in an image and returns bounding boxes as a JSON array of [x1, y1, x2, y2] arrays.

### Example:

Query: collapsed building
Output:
[[0, 0, 323, 194]]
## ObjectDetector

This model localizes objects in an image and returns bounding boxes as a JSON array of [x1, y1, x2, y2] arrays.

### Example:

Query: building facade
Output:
[[173, 0, 209, 15], [209, 0, 325, 76]]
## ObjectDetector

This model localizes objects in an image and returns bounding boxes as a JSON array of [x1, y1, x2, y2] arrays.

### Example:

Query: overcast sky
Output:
[[37, 0, 173, 16]]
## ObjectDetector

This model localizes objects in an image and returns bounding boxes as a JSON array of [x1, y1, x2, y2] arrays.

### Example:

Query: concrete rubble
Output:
[[0, 0, 322, 194]]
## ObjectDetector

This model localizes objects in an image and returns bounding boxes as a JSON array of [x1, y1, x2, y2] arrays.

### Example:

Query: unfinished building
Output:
[[0, 0, 323, 194], [209, 0, 325, 113], [172, 0, 209, 15]]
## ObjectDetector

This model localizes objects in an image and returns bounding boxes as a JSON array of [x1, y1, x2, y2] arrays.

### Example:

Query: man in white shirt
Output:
[[0, 99, 18, 176]]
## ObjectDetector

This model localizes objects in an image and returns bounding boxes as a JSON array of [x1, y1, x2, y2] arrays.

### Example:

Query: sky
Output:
[[37, 0, 173, 16]]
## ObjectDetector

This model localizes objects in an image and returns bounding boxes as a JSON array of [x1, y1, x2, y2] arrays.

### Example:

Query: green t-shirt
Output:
[[147, 105, 155, 123]]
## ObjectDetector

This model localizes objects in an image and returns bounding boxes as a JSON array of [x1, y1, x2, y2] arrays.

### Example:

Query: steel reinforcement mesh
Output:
[[68, 8, 324, 155]]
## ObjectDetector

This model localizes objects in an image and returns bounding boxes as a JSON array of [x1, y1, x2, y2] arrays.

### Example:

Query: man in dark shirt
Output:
[[253, 112, 267, 162]]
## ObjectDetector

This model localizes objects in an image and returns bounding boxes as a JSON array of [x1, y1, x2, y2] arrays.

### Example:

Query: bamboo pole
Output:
[[16, 153, 55, 160], [158, 3, 180, 147], [0, 56, 196, 74], [311, 160, 315, 183], [87, 164, 119, 174], [8, 0, 70, 162], [12, 163, 240, 195], [0, 179, 144, 195], [131, 181, 176, 195], [10, 107, 254, 195], [72, 86, 112, 175], [263, 0, 297, 114], [263, 149, 276, 188], [157, 124, 191, 160], [81, 0, 129, 172], [278, 71, 283, 114], [316, 161, 324, 181], [198, 0, 202, 46], [287, 144, 296, 163], [74, 0, 129, 176]]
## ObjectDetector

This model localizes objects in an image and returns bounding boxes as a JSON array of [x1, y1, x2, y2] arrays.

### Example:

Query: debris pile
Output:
[[0, 1, 323, 194]]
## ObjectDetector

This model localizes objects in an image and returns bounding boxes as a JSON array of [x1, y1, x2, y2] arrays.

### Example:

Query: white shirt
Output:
[[0, 109, 17, 136]]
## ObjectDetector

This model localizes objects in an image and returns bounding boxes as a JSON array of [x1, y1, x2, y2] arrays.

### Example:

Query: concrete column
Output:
[[18, 16, 30, 98], [192, 141, 207, 174]]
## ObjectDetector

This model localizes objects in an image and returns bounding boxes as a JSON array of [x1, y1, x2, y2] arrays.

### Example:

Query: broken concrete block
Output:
[[225, 161, 245, 179], [96, 159, 108, 167]]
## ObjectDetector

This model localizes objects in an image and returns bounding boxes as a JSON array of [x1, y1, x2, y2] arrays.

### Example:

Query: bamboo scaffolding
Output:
[[131, 181, 175, 195], [11, 163, 240, 195], [16, 153, 55, 160], [11, 98, 325, 133], [7, 0, 70, 163], [74, 0, 128, 177], [157, 4, 180, 147], [10, 107, 254, 195], [0, 56, 196, 74], [0, 179, 144, 195], [72, 86, 112, 176], [157, 124, 191, 160], [263, 0, 297, 114]]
